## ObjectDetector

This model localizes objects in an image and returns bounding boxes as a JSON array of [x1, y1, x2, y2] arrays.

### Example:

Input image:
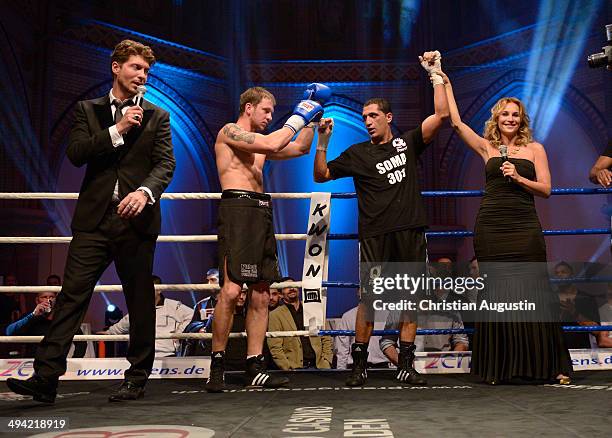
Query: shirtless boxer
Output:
[[205, 85, 330, 392]]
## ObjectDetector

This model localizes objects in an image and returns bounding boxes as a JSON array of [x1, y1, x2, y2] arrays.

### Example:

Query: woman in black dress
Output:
[[439, 72, 572, 384]]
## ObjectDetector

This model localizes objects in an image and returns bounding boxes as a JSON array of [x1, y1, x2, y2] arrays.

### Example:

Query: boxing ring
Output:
[[1, 189, 612, 437]]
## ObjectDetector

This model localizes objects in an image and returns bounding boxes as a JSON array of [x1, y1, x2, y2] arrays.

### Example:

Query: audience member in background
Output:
[[555, 262, 612, 349], [99, 275, 192, 356], [181, 268, 221, 355], [267, 277, 333, 370], [465, 256, 480, 304], [336, 291, 390, 370], [190, 268, 220, 327], [1, 274, 25, 326], [7, 288, 86, 359], [598, 283, 612, 344], [46, 275, 61, 287], [183, 290, 248, 369], [379, 260, 469, 367], [269, 287, 283, 311]]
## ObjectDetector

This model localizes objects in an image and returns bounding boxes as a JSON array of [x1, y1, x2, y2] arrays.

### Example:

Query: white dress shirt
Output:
[[106, 297, 193, 356], [108, 89, 154, 204], [335, 306, 390, 369]]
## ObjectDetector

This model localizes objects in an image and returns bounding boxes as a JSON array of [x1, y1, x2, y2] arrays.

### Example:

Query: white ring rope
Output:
[[0, 331, 313, 343], [0, 281, 303, 294], [0, 234, 308, 244], [0, 193, 313, 200], [0, 192, 328, 345]]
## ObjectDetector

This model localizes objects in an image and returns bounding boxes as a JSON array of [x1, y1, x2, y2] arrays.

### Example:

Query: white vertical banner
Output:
[[301, 192, 332, 330]]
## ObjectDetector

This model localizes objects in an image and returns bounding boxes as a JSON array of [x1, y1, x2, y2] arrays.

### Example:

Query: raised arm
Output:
[[220, 100, 324, 155], [219, 123, 297, 154], [418, 51, 449, 144], [67, 101, 117, 167], [440, 72, 489, 161], [267, 124, 316, 160], [313, 118, 335, 182]]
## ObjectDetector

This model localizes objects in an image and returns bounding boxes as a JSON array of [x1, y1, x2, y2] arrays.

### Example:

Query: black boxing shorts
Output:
[[359, 228, 428, 322], [217, 189, 281, 286]]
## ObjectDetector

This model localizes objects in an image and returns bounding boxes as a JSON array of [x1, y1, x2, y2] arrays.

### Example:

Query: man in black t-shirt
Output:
[[313, 51, 449, 386]]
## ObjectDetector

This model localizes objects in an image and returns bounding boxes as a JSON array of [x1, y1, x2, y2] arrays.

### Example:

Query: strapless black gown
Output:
[[471, 157, 571, 383]]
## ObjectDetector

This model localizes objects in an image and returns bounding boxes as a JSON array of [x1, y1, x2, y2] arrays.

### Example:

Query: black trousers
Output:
[[34, 204, 157, 386]]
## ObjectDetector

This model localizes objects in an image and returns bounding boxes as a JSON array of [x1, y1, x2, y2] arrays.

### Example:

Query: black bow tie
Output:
[[113, 99, 134, 109]]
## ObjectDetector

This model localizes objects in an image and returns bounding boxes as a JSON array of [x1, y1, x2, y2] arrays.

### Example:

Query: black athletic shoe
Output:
[[245, 354, 289, 388], [205, 351, 226, 393], [396, 344, 427, 385], [345, 343, 368, 387], [6, 374, 57, 404], [108, 381, 145, 402]]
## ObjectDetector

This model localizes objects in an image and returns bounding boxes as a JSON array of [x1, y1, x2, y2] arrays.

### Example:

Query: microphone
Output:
[[498, 145, 511, 182], [133, 85, 147, 121], [134, 85, 147, 106]]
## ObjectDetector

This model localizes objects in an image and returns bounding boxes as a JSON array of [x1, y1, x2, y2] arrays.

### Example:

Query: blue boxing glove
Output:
[[303, 83, 332, 104], [284, 100, 324, 134]]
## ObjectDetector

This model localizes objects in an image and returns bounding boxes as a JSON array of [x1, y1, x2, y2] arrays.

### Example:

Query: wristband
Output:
[[430, 73, 444, 86], [316, 138, 329, 152], [284, 115, 306, 134]]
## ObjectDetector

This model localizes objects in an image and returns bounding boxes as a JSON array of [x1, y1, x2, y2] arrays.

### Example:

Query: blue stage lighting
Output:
[[523, 0, 601, 141]]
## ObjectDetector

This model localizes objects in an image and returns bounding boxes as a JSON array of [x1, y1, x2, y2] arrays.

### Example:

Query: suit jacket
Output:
[[66, 95, 175, 235], [267, 304, 333, 370]]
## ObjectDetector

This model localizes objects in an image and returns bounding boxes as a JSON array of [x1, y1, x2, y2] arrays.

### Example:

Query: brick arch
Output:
[[48, 74, 219, 192], [437, 69, 608, 222], [441, 70, 608, 189], [267, 93, 405, 137]]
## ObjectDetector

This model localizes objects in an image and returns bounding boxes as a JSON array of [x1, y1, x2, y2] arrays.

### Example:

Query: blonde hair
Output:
[[239, 87, 276, 115], [483, 97, 533, 148]]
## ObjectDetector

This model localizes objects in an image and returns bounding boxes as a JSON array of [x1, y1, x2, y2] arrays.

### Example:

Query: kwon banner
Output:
[[302, 192, 331, 330]]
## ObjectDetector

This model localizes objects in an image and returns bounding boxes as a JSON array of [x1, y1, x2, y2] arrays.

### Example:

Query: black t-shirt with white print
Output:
[[327, 125, 430, 238]]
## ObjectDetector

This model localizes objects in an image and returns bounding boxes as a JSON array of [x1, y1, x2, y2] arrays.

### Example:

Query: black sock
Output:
[[212, 351, 225, 361], [399, 341, 414, 353], [352, 342, 368, 353]]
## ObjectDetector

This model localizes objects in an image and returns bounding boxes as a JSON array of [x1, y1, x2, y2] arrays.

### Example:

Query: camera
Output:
[[587, 24, 612, 70]]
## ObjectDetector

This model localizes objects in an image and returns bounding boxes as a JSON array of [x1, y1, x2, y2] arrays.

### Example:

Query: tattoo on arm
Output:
[[223, 123, 256, 144]]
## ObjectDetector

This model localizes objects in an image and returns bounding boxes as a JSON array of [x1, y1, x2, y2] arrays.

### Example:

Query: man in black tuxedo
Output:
[[6, 39, 175, 403]]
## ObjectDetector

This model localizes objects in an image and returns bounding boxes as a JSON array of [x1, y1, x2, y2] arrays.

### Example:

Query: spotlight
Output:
[[104, 304, 123, 328]]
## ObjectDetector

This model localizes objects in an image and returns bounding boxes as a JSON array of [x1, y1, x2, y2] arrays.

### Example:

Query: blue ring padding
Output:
[[323, 278, 612, 288], [330, 188, 612, 199], [327, 229, 610, 240], [551, 277, 612, 284], [320, 326, 612, 336]]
